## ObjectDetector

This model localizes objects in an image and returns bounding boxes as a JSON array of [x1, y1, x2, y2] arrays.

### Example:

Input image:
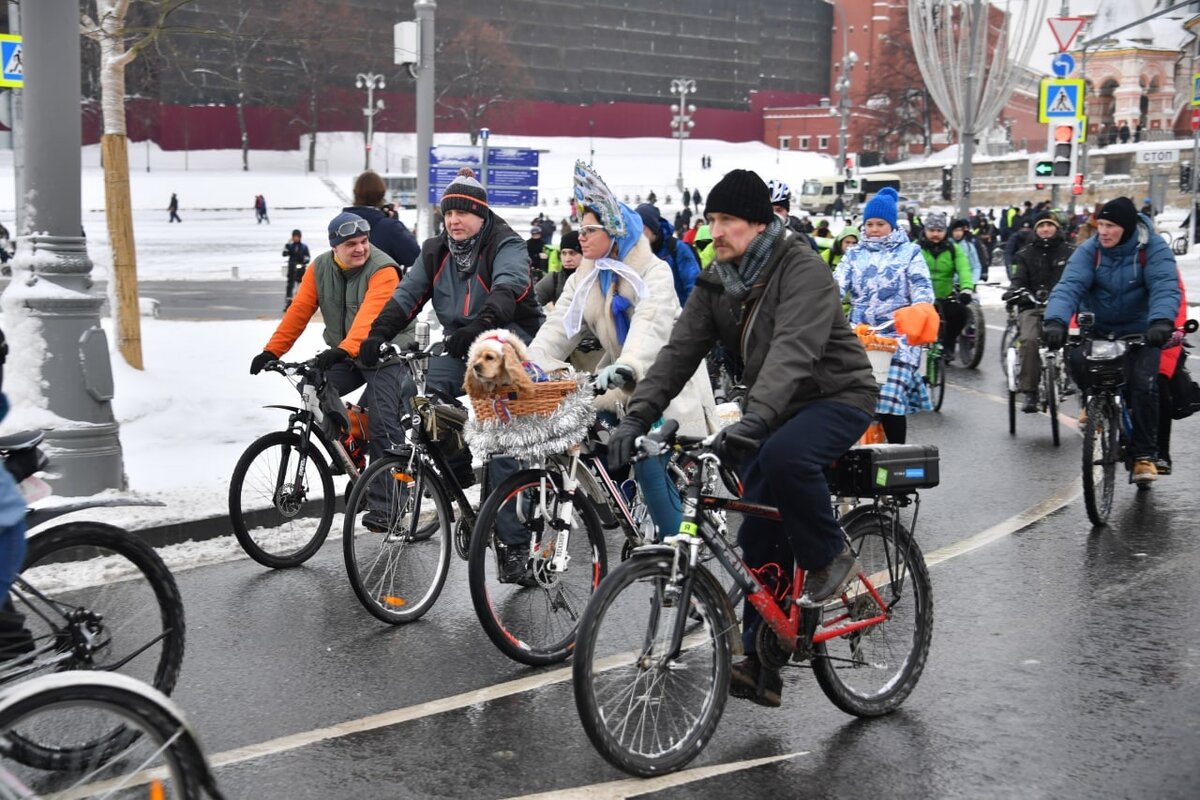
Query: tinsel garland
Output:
[[465, 377, 597, 460]]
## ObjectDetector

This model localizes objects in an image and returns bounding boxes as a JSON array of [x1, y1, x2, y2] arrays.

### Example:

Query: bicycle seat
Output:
[[0, 430, 44, 450]]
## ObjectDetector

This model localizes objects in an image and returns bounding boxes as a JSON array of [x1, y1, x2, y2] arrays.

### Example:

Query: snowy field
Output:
[[0, 132, 1196, 538]]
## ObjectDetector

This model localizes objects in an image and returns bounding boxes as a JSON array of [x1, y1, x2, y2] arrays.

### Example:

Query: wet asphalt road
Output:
[[159, 309, 1199, 799]]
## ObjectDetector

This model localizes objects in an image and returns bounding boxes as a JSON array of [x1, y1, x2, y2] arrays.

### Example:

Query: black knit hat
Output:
[[560, 230, 581, 253], [1097, 196, 1138, 243], [440, 167, 489, 218], [1033, 210, 1060, 228], [703, 169, 774, 224]]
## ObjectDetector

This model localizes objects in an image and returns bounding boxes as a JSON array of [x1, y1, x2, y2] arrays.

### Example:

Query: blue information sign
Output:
[[488, 148, 540, 168], [489, 188, 538, 206], [1051, 52, 1075, 78], [429, 145, 482, 167], [487, 168, 539, 188]]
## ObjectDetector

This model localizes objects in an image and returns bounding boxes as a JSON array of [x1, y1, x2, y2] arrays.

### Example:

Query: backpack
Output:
[[1169, 350, 1200, 420], [667, 236, 699, 263]]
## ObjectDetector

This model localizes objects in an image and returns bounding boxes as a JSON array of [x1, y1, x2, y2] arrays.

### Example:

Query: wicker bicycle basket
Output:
[[469, 379, 579, 422]]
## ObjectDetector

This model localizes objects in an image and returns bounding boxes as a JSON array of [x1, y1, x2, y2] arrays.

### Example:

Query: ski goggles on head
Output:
[[334, 218, 370, 239]]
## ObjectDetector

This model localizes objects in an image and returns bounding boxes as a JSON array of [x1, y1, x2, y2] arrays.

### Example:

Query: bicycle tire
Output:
[[813, 510, 933, 717], [342, 454, 453, 625], [572, 554, 732, 777], [5, 523, 187, 771], [0, 673, 207, 798], [468, 468, 607, 666], [958, 302, 986, 369], [927, 352, 946, 412], [229, 430, 335, 569], [999, 319, 1017, 370], [1045, 358, 1060, 447], [1008, 390, 1017, 435], [1082, 396, 1118, 526]]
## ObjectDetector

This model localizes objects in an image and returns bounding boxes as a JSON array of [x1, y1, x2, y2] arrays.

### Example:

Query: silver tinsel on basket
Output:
[[465, 376, 597, 459]]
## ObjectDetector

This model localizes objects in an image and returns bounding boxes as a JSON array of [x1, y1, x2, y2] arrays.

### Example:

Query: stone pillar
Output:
[[2, 0, 124, 495]]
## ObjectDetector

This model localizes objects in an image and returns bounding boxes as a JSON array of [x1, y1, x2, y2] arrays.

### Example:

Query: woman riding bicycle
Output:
[[608, 169, 878, 707], [528, 161, 716, 538], [1042, 197, 1181, 484]]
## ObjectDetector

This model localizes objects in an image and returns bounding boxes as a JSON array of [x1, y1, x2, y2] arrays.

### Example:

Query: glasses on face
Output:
[[335, 219, 371, 238], [577, 224, 606, 237]]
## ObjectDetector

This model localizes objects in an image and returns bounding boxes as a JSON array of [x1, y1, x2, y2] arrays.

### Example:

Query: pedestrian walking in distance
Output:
[[168, 193, 181, 223]]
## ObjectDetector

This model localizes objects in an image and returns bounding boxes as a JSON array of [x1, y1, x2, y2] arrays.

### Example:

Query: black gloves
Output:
[[446, 320, 488, 360], [1001, 289, 1017, 302], [578, 334, 603, 353], [957, 291, 975, 305], [249, 351, 277, 375], [1145, 319, 1175, 348], [315, 348, 349, 371], [710, 412, 769, 469], [1042, 320, 1067, 351], [360, 334, 388, 368], [607, 415, 650, 472]]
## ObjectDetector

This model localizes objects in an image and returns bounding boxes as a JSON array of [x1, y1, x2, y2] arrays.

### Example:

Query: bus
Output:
[[799, 173, 904, 216], [382, 173, 419, 209]]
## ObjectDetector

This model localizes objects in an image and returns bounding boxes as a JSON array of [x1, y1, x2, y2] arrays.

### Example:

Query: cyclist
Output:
[[1042, 196, 1181, 484], [918, 211, 974, 364], [250, 213, 413, 529], [0, 329, 33, 661], [834, 187, 935, 444], [360, 168, 543, 581], [1003, 210, 1073, 413], [607, 169, 878, 707], [767, 179, 820, 251]]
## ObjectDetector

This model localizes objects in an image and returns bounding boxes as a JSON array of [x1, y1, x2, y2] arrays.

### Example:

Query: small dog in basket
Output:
[[463, 328, 548, 398]]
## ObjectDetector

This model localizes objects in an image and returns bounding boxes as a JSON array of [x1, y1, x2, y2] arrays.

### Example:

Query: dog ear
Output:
[[463, 359, 486, 396], [502, 341, 535, 395]]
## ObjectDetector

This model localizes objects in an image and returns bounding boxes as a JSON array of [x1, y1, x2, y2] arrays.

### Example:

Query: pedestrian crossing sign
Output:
[[0, 35, 22, 88], [1038, 78, 1084, 123]]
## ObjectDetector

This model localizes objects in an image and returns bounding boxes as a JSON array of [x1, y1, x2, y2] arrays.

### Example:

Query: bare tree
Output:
[[79, 0, 195, 370], [436, 19, 532, 145], [866, 31, 936, 159]]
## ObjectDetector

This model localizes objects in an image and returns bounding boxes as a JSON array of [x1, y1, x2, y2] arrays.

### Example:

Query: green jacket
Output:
[[919, 239, 973, 299]]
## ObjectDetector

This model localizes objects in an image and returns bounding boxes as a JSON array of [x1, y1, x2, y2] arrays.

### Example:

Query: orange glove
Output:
[[894, 302, 940, 346]]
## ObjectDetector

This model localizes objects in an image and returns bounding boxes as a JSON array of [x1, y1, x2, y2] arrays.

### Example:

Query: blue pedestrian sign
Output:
[[1051, 52, 1075, 78], [1038, 78, 1084, 123], [0, 35, 23, 89]]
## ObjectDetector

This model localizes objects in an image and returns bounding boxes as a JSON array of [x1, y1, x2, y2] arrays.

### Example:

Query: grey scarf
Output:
[[712, 216, 783, 301], [447, 231, 481, 271]]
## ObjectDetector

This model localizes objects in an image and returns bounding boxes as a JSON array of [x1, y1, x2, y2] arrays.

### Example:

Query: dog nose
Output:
[[473, 363, 482, 374]]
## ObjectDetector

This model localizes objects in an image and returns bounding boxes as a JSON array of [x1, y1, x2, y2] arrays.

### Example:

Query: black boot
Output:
[[800, 543, 859, 607]]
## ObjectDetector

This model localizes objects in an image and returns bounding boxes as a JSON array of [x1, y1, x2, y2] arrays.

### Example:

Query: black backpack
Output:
[[1169, 350, 1200, 420]]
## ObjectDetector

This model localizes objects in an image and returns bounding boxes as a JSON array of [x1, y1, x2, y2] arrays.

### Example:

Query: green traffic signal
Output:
[[1034, 161, 1054, 176]]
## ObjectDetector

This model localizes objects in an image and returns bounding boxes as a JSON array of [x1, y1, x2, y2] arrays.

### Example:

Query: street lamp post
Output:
[[832, 4, 858, 180], [669, 78, 696, 193], [355, 72, 386, 171]]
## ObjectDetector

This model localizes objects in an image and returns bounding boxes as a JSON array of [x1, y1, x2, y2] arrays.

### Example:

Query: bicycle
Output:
[[0, 671, 223, 799], [956, 295, 987, 369], [341, 339, 484, 626], [230, 343, 384, 569], [1075, 314, 1198, 526], [572, 420, 935, 776], [0, 433, 187, 773], [923, 338, 946, 412], [1003, 290, 1074, 446]]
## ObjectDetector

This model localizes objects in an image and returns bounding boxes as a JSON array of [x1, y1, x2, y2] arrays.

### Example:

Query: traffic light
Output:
[[1072, 173, 1084, 196], [1051, 123, 1076, 177], [1181, 163, 1193, 193], [941, 166, 953, 201]]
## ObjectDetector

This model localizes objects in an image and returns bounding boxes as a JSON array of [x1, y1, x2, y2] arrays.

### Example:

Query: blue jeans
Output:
[[736, 401, 872, 654], [596, 411, 682, 539], [0, 519, 27, 604]]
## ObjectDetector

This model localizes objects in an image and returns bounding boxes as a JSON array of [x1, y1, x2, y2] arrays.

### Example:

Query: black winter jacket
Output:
[[1010, 233, 1073, 309]]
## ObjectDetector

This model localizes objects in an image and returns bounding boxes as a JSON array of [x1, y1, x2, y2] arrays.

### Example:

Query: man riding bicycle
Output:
[[1042, 197, 1180, 484], [607, 169, 878, 708], [918, 212, 974, 363], [1004, 210, 1073, 412]]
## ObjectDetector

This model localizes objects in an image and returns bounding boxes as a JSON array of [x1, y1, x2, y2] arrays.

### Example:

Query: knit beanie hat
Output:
[[635, 203, 661, 233], [1097, 196, 1138, 243], [923, 211, 948, 230], [560, 230, 581, 254], [861, 187, 899, 228], [1034, 209, 1060, 228], [328, 211, 370, 246], [440, 167, 489, 218], [703, 170, 774, 224]]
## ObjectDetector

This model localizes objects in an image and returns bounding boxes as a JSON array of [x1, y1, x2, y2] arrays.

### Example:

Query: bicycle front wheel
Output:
[[343, 453, 453, 625], [468, 468, 607, 666], [1045, 358, 1060, 447], [927, 352, 946, 412], [5, 523, 187, 771], [1082, 396, 1119, 526], [573, 555, 732, 777], [958, 302, 986, 369], [999, 319, 1017, 369], [813, 510, 933, 717], [229, 430, 335, 569], [0, 673, 207, 798]]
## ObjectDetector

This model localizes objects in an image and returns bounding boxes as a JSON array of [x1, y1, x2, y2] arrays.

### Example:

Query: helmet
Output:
[[767, 179, 790, 205]]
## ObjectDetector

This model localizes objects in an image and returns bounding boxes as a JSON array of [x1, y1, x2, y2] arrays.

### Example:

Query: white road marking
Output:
[[504, 751, 809, 800]]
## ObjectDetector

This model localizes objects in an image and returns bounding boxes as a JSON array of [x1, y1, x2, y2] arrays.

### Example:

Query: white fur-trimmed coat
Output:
[[528, 235, 717, 436]]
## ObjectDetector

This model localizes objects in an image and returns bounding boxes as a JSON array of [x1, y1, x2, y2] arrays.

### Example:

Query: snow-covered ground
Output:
[[0, 132, 1196, 538]]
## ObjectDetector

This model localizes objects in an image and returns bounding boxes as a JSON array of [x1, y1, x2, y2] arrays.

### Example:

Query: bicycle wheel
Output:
[[343, 454, 453, 625], [468, 467, 607, 666], [813, 510, 933, 717], [926, 352, 946, 412], [998, 319, 1017, 369], [1044, 358, 1060, 447], [4, 523, 187, 771], [0, 672, 207, 798], [229, 430, 335, 569], [1008, 389, 1017, 435], [957, 302, 986, 369], [573, 554, 732, 777], [1081, 396, 1118, 526]]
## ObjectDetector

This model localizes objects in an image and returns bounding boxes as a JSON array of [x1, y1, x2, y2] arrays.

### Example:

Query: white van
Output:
[[798, 173, 906, 216]]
